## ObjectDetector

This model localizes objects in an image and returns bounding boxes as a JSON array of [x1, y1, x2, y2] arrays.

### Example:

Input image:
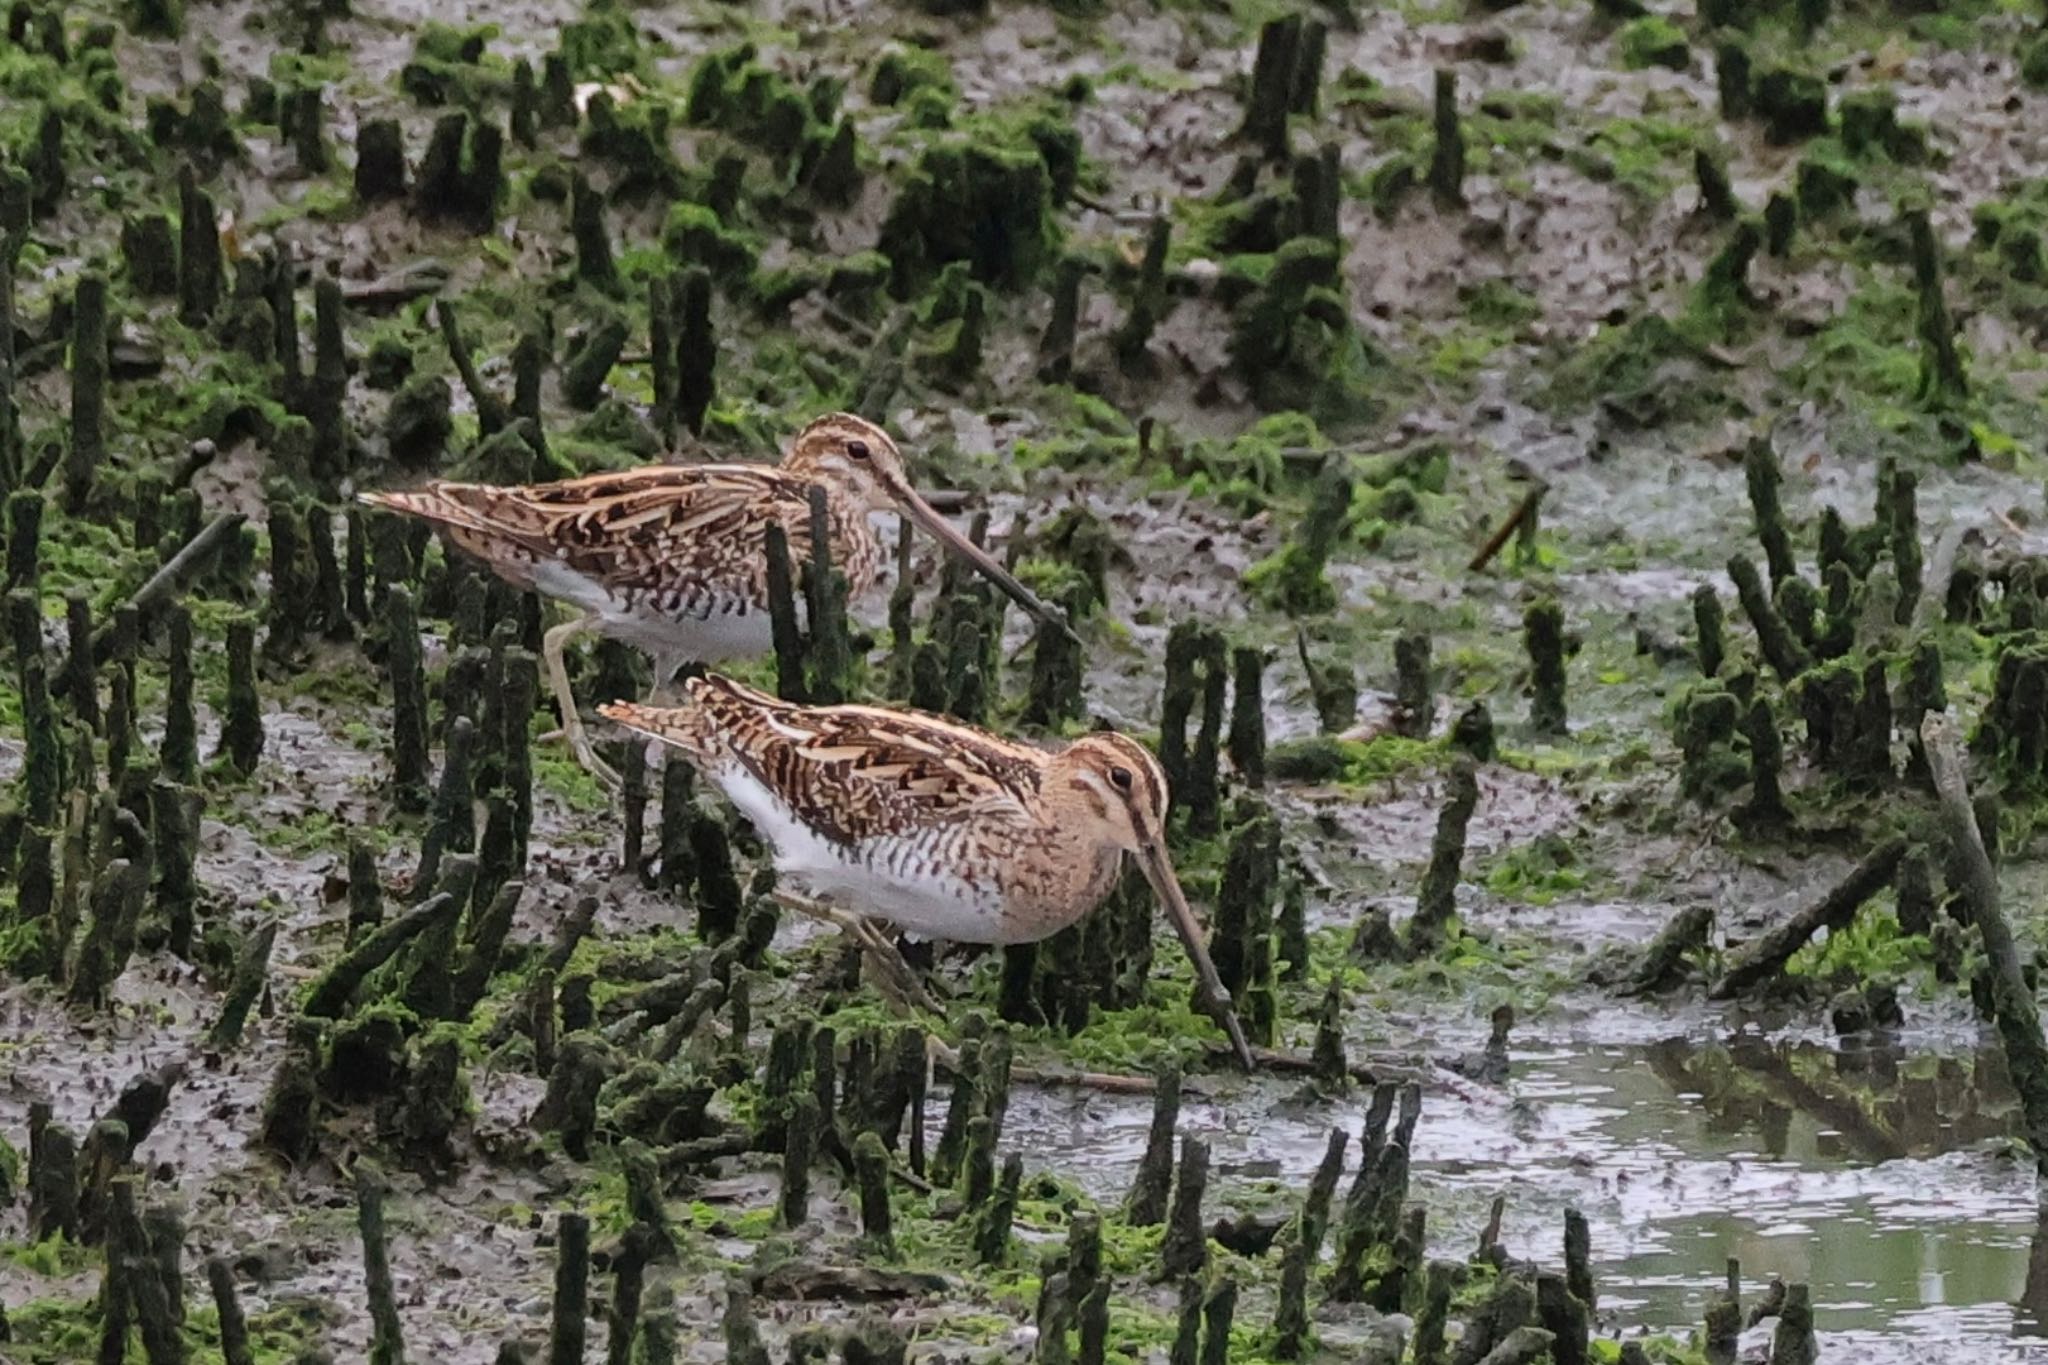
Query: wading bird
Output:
[[600, 674, 1255, 1069], [359, 413, 1072, 788]]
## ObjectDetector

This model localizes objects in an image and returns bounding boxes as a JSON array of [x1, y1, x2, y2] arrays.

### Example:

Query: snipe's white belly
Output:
[[533, 560, 781, 661], [712, 764, 1021, 944]]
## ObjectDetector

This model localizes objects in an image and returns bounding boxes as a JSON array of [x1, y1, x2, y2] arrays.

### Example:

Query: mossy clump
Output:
[[582, 93, 684, 199], [878, 136, 1056, 295], [871, 44, 956, 107], [398, 22, 505, 107], [1225, 238, 1377, 420], [1267, 734, 1438, 784], [1461, 278, 1542, 330], [1010, 107, 1084, 205], [1973, 186, 2048, 283], [1243, 452, 1352, 612], [1616, 16, 1689, 70], [558, 0, 642, 81], [2022, 32, 2048, 92], [685, 43, 818, 168], [363, 335, 417, 391], [1837, 88, 1927, 163], [385, 373, 453, 467], [1752, 65, 1830, 144], [661, 202, 761, 282], [1795, 141, 1859, 220], [914, 262, 991, 388], [825, 249, 893, 314], [1175, 411, 1327, 510], [1687, 218, 1763, 340], [1673, 681, 1748, 804], [126, 0, 180, 39], [144, 79, 242, 167], [1189, 185, 1295, 258], [1572, 116, 1702, 202], [1541, 311, 1729, 424]]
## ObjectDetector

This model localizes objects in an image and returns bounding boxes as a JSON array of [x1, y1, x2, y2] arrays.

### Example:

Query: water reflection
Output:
[[1568, 1033, 2042, 1356], [995, 1030, 2047, 1363], [1641, 1035, 2017, 1164]]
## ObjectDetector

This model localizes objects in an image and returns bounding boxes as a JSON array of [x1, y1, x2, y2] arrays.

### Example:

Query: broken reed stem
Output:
[[209, 1257, 257, 1365], [303, 892, 458, 1018], [356, 1163, 406, 1365], [207, 920, 279, 1049], [1923, 713, 2048, 1172], [1468, 482, 1548, 573], [550, 1211, 591, 1365]]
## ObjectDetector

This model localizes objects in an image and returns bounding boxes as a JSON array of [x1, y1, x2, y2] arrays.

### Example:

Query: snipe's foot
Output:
[[539, 719, 624, 794]]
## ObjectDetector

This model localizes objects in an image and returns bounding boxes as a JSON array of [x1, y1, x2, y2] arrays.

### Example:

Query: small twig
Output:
[[1468, 481, 1549, 573], [815, 302, 878, 345]]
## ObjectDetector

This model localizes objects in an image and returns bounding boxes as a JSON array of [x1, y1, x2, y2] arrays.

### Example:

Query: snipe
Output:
[[360, 413, 1072, 787], [601, 673, 1255, 1068]]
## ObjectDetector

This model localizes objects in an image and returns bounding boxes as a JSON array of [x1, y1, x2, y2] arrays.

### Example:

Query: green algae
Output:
[[685, 43, 817, 166], [660, 202, 761, 281], [1575, 115, 1706, 200], [1267, 734, 1440, 784], [0, 1291, 321, 1363], [1786, 906, 1933, 988], [1539, 311, 1731, 423], [399, 22, 510, 107], [1482, 835, 1592, 907], [1616, 16, 1690, 69], [871, 44, 956, 106]]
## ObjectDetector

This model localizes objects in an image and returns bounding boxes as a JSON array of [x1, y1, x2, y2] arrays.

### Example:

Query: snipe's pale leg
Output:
[[647, 652, 690, 707], [542, 613, 621, 792], [772, 890, 942, 1016]]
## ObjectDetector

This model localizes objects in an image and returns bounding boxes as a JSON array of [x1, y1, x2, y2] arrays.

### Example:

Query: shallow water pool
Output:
[[1000, 1033, 2048, 1360]]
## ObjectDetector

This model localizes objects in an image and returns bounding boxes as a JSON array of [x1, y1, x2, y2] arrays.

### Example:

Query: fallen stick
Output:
[[930, 1039, 1155, 1095], [1205, 1041, 1385, 1086], [1468, 481, 1549, 573], [913, 488, 970, 514], [344, 263, 452, 311], [91, 513, 246, 662], [1709, 839, 1905, 998], [1923, 712, 2048, 1172], [434, 298, 510, 436], [302, 892, 458, 1018]]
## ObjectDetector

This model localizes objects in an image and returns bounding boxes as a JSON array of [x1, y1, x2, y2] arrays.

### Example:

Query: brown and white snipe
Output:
[[600, 673, 1256, 1069], [359, 413, 1072, 787]]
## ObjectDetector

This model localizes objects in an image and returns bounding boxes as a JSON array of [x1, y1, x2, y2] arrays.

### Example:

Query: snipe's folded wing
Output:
[[673, 675, 1048, 845]]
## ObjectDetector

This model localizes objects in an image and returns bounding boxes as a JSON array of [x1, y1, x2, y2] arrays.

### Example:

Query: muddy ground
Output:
[[7, 0, 2048, 1358]]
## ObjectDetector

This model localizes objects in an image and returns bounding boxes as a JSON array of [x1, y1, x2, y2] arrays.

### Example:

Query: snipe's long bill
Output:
[[600, 674, 1255, 1069], [358, 413, 1077, 788]]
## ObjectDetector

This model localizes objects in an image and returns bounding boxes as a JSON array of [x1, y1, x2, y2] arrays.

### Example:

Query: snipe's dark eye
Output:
[[1109, 765, 1134, 791], [846, 439, 871, 461]]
